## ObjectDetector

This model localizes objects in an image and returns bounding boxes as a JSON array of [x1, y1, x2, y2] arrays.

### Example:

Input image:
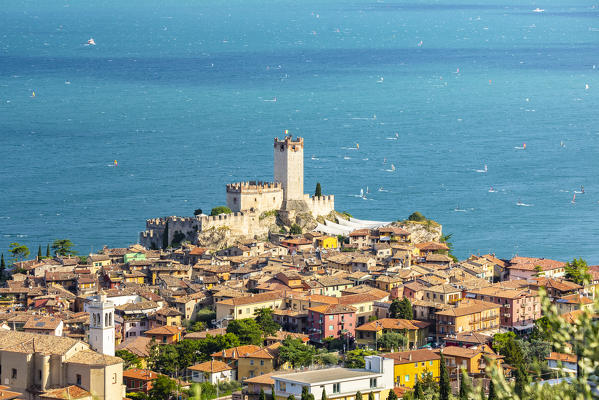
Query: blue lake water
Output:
[[1, 0, 598, 261]]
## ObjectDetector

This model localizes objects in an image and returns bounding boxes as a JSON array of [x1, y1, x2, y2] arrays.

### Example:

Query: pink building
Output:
[[507, 256, 566, 280], [466, 285, 541, 333], [307, 304, 357, 343]]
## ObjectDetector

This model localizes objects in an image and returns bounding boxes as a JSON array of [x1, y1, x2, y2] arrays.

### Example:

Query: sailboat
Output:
[[360, 188, 364, 198], [87, 38, 96, 46], [391, 164, 395, 171], [572, 193, 576, 204], [31, 91, 36, 97], [476, 164, 488, 173], [356, 143, 360, 150], [366, 186, 370, 194]]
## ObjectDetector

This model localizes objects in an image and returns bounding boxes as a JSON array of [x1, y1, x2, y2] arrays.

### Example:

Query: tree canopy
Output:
[[344, 349, 376, 368], [278, 337, 315, 368], [51, 239, 77, 257], [8, 242, 29, 263], [226, 318, 263, 345], [564, 257, 591, 285], [210, 206, 232, 216], [407, 212, 426, 222], [290, 224, 302, 235], [389, 298, 413, 320], [115, 349, 142, 369], [148, 375, 177, 400], [254, 308, 281, 336], [377, 331, 407, 351]]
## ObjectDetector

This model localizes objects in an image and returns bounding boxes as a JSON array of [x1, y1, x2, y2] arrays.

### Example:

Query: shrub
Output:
[[210, 206, 232, 216], [407, 211, 426, 222]]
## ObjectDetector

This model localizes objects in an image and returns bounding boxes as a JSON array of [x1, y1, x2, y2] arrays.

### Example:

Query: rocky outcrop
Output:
[[392, 220, 442, 243]]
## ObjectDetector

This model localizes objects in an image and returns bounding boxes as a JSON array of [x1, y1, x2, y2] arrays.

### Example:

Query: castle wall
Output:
[[274, 137, 304, 202], [226, 181, 283, 213], [140, 216, 200, 249], [304, 194, 335, 217]]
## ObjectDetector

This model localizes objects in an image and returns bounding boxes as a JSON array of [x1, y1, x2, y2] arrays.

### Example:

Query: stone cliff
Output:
[[392, 220, 443, 243]]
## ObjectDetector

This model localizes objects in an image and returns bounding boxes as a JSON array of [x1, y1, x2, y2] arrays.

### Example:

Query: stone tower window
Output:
[[280, 145, 284, 151]]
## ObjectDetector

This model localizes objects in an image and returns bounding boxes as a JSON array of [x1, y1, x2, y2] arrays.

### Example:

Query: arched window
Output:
[[105, 313, 109, 326], [92, 314, 96, 326], [97, 313, 101, 327], [109, 312, 113, 326]]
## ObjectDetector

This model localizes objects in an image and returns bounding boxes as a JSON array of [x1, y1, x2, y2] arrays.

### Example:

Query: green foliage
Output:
[[408, 212, 426, 222], [355, 391, 362, 400], [260, 210, 278, 220], [389, 298, 413, 319], [288, 396, 296, 400], [8, 242, 30, 263], [314, 350, 339, 366], [315, 182, 322, 197], [440, 233, 459, 262], [386, 388, 397, 400], [378, 331, 407, 351], [210, 206, 232, 216], [0, 253, 5, 282], [194, 208, 203, 216], [171, 231, 186, 248], [323, 336, 345, 351], [341, 211, 353, 219], [115, 349, 142, 369], [514, 365, 528, 399], [530, 316, 551, 341], [162, 222, 169, 249], [459, 369, 471, 400], [254, 307, 281, 336], [51, 239, 77, 257], [278, 337, 315, 368], [368, 391, 375, 400], [186, 320, 207, 332], [344, 349, 376, 368], [413, 377, 424, 399], [564, 257, 591, 285], [302, 385, 315, 400], [127, 392, 149, 400], [148, 375, 176, 400], [45, 244, 50, 258], [487, 379, 496, 400], [321, 388, 327, 400], [195, 308, 217, 323], [259, 388, 266, 400], [493, 332, 526, 369], [37, 245, 42, 259], [290, 224, 302, 235], [226, 318, 263, 345], [439, 353, 450, 400]]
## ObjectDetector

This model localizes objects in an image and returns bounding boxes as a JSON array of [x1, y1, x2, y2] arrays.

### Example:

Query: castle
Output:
[[140, 136, 335, 249]]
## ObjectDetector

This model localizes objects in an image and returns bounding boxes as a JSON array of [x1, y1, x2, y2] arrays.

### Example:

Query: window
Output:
[[429, 361, 433, 366], [329, 315, 334, 320], [250, 360, 254, 365], [329, 325, 334, 330], [414, 362, 417, 367], [76, 374, 82, 385], [238, 309, 242, 315], [421, 362, 425, 366], [11, 369, 17, 379], [260, 360, 264, 366], [370, 378, 377, 388], [332, 383, 340, 393], [38, 370, 42, 381], [112, 373, 117, 384], [405, 375, 410, 382], [279, 382, 286, 391]]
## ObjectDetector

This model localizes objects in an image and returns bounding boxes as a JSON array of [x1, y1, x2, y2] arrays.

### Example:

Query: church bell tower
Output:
[[88, 294, 115, 356]]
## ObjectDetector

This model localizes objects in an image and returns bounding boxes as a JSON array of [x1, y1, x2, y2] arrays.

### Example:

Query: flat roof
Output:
[[274, 368, 379, 384]]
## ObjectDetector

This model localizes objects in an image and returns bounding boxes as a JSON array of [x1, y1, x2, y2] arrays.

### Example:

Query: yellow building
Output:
[[435, 299, 500, 339], [441, 344, 505, 377], [355, 318, 430, 350], [215, 291, 285, 321], [316, 236, 339, 249], [237, 343, 292, 381], [382, 349, 441, 388]]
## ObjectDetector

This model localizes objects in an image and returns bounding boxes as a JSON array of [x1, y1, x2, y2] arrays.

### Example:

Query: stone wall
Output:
[[304, 194, 335, 217], [226, 181, 283, 213]]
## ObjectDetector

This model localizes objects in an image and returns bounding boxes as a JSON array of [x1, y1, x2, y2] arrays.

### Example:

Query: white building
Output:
[[88, 295, 115, 356], [273, 356, 394, 400], [189, 360, 234, 385]]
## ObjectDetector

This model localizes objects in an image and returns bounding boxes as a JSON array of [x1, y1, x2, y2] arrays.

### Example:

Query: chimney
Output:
[[409, 354, 412, 361]]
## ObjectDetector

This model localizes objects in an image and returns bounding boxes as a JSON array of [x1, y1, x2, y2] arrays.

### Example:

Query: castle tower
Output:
[[274, 135, 304, 203], [88, 295, 115, 356]]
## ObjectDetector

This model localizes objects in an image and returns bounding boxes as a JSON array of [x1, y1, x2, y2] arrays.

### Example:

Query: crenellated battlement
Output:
[[304, 194, 335, 217], [226, 181, 282, 193], [274, 135, 303, 151]]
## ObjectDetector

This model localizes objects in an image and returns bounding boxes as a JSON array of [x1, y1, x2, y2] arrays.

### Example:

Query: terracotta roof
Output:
[[185, 327, 227, 340], [189, 247, 207, 256], [443, 332, 492, 345], [67, 349, 123, 366], [211, 345, 262, 359], [441, 344, 501, 360], [508, 256, 565, 271], [349, 229, 370, 237], [356, 318, 430, 331], [308, 304, 356, 314], [382, 349, 440, 364], [415, 242, 449, 251], [144, 325, 184, 336], [546, 352, 577, 364], [265, 331, 309, 342], [23, 316, 62, 331], [116, 336, 152, 357], [216, 291, 283, 306], [435, 299, 499, 317], [468, 286, 538, 300], [0, 330, 80, 356], [40, 385, 91, 400], [123, 368, 160, 381], [189, 359, 232, 373], [556, 294, 593, 305]]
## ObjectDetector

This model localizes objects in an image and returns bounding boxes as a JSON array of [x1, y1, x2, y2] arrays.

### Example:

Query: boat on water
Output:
[[454, 206, 466, 212], [572, 194, 576, 204], [390, 164, 395, 171], [87, 38, 96, 45], [532, 8, 545, 12], [489, 186, 496, 193]]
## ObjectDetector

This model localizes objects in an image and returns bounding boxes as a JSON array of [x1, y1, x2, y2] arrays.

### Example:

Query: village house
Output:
[[507, 256, 566, 280], [215, 291, 285, 321], [308, 276, 354, 297], [123, 368, 159, 394], [272, 356, 394, 400], [440, 344, 505, 378], [143, 325, 184, 344], [435, 299, 500, 340], [382, 349, 440, 388], [466, 285, 541, 332], [308, 304, 357, 343], [555, 293, 594, 314], [23, 316, 64, 336], [189, 360, 234, 384], [422, 284, 462, 304], [236, 343, 289, 381], [355, 318, 430, 350]]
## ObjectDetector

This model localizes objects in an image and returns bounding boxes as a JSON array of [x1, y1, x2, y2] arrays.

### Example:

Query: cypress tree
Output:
[[488, 379, 497, 400], [302, 386, 310, 400], [259, 388, 266, 400], [386, 389, 397, 400], [45, 244, 50, 258], [414, 378, 424, 399], [272, 385, 276, 400], [321, 388, 327, 400], [162, 221, 169, 249], [368, 391, 374, 400], [439, 353, 451, 400], [355, 391, 362, 400], [315, 182, 322, 197], [37, 245, 42, 260], [515, 365, 528, 399], [458, 369, 471, 400], [0, 253, 5, 282]]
